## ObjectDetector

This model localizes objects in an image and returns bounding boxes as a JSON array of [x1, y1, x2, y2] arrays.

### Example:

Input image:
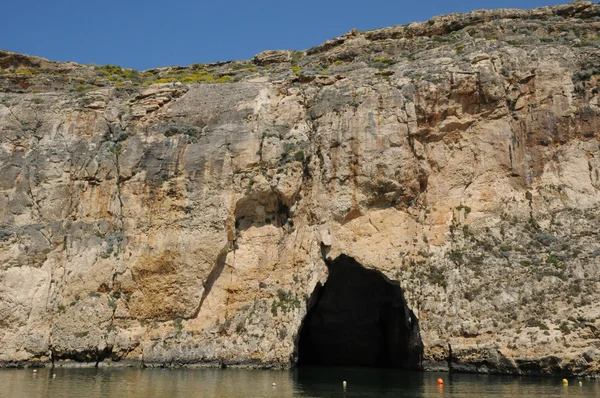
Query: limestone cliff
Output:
[[1, 1, 600, 377]]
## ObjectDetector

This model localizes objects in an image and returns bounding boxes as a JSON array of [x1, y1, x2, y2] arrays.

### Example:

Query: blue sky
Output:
[[2, 0, 563, 70]]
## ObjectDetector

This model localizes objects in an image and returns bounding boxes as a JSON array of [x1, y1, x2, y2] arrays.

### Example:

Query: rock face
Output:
[[1, 2, 600, 377]]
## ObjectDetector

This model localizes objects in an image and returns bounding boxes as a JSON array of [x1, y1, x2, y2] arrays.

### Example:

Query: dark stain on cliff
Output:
[[297, 254, 423, 369]]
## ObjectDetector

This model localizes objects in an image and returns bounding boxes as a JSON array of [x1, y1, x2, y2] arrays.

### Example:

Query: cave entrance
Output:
[[297, 254, 423, 369]]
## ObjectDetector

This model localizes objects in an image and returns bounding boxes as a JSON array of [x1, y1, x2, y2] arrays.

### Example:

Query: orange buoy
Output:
[[437, 378, 444, 385]]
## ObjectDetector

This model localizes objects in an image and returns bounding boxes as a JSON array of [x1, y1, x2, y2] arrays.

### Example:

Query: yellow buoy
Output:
[[562, 379, 568, 386], [579, 381, 582, 386], [343, 381, 347, 388]]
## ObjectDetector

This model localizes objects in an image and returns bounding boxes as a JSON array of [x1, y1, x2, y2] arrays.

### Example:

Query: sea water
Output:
[[1, 366, 598, 397]]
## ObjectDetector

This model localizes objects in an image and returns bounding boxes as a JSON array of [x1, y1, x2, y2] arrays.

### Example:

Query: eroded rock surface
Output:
[[1, 2, 600, 376]]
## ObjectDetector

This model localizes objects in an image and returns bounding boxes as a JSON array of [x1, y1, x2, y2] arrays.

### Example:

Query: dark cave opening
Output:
[[297, 254, 423, 369]]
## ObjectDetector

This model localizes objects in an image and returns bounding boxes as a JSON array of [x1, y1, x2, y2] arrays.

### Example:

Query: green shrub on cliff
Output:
[[572, 68, 600, 82], [448, 250, 463, 264], [215, 75, 232, 83], [290, 51, 304, 66], [174, 317, 184, 335], [15, 68, 36, 75], [142, 77, 176, 86], [96, 64, 139, 81], [371, 57, 396, 69], [271, 289, 301, 315], [178, 73, 213, 84], [428, 267, 447, 287]]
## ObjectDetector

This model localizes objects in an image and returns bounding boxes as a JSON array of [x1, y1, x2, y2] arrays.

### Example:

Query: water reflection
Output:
[[1, 367, 598, 398], [294, 367, 423, 396]]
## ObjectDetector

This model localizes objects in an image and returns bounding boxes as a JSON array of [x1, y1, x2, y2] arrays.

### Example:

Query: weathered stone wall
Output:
[[1, 1, 599, 376]]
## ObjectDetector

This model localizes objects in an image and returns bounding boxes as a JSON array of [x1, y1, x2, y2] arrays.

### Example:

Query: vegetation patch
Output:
[[428, 267, 447, 288], [271, 289, 301, 316], [371, 57, 396, 69], [448, 250, 463, 264]]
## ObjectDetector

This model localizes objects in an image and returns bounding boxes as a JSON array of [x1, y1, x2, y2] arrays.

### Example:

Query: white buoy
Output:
[[52, 374, 56, 378], [32, 370, 37, 373], [272, 382, 276, 387], [579, 381, 583, 386], [343, 381, 347, 389]]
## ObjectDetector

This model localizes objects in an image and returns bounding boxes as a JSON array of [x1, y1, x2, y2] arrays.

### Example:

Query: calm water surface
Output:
[[2, 367, 598, 397]]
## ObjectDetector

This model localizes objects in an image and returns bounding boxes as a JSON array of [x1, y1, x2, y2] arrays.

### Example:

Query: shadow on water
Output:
[[293, 367, 426, 397], [293, 367, 600, 398]]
